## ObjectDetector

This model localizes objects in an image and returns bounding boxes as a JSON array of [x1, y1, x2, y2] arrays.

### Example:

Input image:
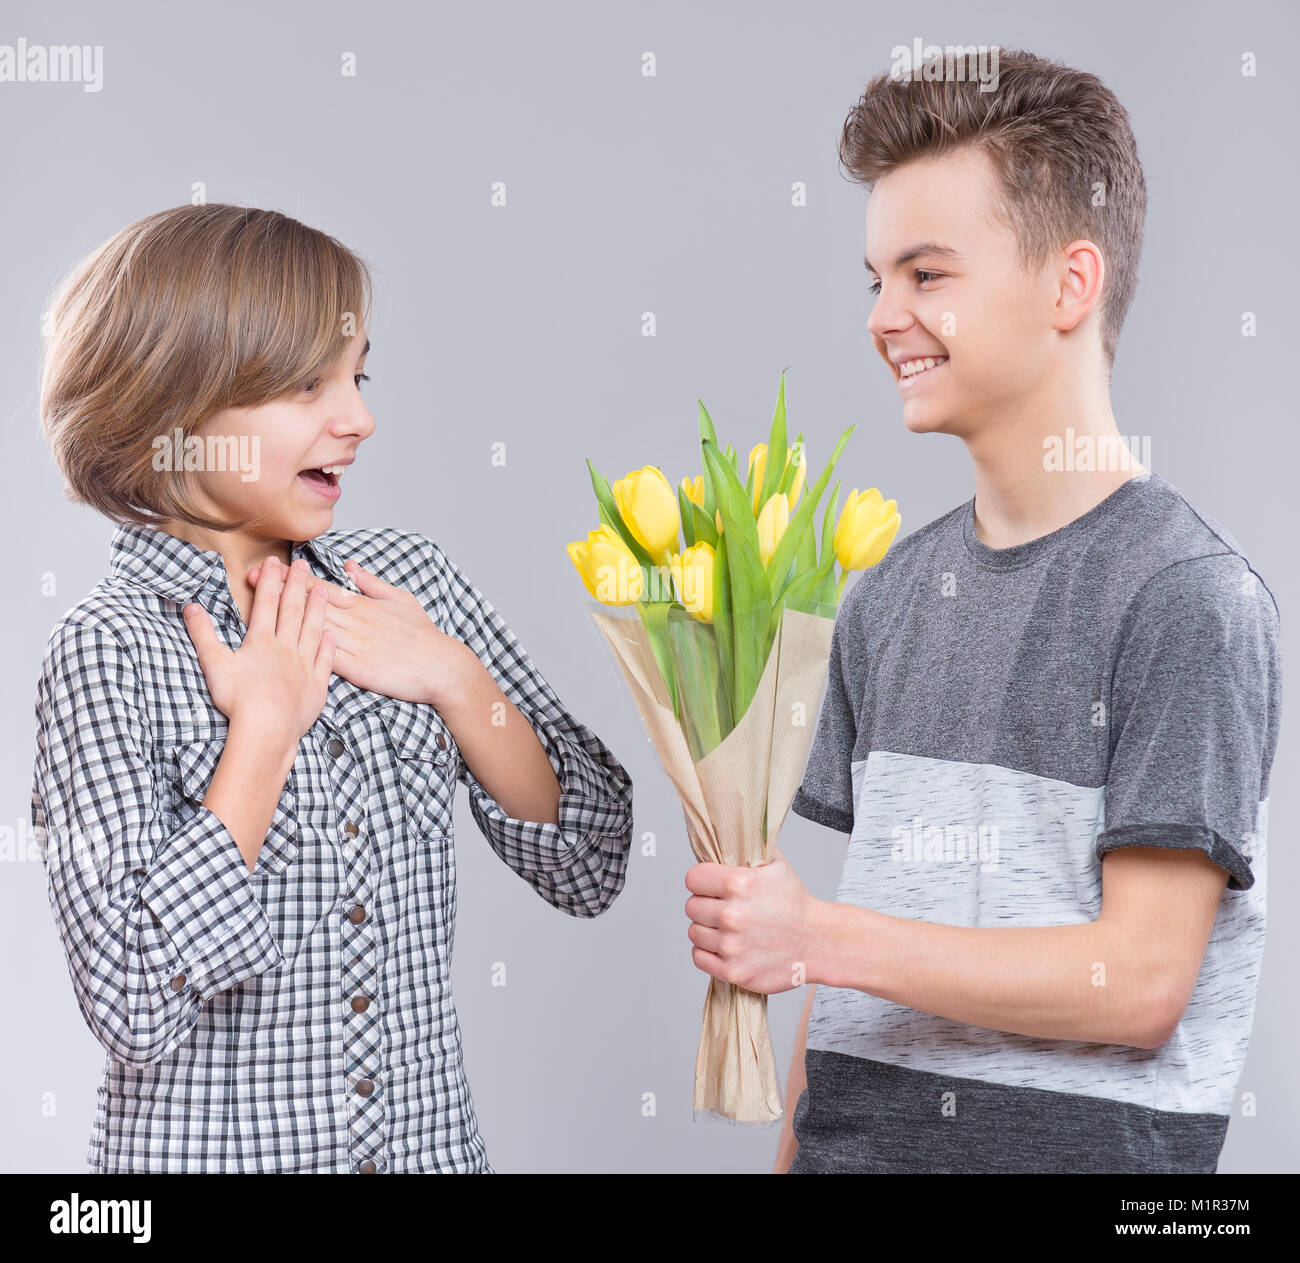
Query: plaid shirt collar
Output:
[[109, 521, 351, 606]]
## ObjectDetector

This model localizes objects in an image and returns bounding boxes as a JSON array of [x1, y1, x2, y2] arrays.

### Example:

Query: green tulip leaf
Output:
[[689, 502, 718, 548], [639, 599, 679, 717], [820, 479, 842, 567], [760, 371, 788, 509], [712, 530, 735, 712], [698, 400, 719, 519], [677, 483, 696, 550], [703, 438, 771, 720], [780, 432, 805, 499]]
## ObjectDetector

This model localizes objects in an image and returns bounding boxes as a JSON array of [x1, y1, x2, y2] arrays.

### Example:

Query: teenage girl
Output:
[[33, 203, 634, 1173]]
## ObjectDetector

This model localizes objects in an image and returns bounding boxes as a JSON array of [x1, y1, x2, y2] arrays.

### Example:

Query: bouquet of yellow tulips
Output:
[[567, 372, 900, 1124]]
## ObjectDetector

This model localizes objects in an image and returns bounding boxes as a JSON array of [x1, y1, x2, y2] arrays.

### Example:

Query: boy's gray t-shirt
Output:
[[789, 472, 1281, 1174]]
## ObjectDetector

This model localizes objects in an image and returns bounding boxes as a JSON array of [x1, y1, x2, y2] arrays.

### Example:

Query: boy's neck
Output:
[[963, 367, 1147, 551]]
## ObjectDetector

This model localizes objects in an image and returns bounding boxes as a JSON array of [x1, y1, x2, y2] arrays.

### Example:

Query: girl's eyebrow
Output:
[[355, 337, 371, 364], [864, 242, 962, 274]]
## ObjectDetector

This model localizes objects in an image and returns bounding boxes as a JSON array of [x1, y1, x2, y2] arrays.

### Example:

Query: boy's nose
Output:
[[867, 290, 914, 342]]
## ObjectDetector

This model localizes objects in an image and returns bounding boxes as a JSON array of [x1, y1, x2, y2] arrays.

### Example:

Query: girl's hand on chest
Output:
[[185, 554, 335, 743], [247, 557, 477, 708]]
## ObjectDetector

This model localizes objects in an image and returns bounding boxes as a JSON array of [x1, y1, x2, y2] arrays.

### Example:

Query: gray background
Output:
[[2, 0, 1295, 1174]]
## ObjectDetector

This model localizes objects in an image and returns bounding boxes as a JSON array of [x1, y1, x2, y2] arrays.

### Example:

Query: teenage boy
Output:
[[683, 49, 1281, 1174]]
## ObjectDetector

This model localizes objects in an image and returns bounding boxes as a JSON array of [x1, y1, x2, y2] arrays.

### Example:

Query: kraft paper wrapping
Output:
[[588, 602, 835, 1124]]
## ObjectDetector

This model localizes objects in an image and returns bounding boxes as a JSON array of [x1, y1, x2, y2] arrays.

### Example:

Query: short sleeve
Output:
[[423, 537, 634, 918], [1096, 553, 1282, 892], [791, 593, 865, 834]]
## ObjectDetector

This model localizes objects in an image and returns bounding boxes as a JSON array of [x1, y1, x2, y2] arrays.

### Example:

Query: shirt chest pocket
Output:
[[378, 702, 458, 841], [166, 735, 300, 875]]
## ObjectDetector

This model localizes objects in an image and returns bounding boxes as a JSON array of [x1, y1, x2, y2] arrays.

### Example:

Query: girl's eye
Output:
[[868, 279, 881, 295], [302, 371, 370, 394]]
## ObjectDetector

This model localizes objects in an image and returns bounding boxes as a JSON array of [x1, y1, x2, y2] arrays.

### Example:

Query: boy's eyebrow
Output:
[[864, 242, 962, 274]]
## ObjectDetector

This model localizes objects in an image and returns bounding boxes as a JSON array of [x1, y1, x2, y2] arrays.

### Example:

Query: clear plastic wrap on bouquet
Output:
[[584, 590, 836, 1124]]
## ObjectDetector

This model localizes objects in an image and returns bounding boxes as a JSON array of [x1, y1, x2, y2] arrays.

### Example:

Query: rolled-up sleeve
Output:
[[32, 616, 284, 1068], [425, 537, 634, 918]]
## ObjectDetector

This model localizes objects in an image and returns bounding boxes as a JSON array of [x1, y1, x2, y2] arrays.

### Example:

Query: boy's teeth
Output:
[[900, 356, 948, 377]]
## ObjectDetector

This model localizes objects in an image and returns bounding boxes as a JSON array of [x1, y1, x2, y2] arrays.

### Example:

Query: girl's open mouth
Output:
[[298, 467, 342, 501]]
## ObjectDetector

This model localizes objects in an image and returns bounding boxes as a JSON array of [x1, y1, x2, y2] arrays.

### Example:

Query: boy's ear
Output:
[[1052, 238, 1105, 335]]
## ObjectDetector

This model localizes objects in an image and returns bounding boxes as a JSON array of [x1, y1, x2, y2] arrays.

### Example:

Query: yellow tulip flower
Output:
[[566, 524, 645, 604], [748, 444, 769, 516], [755, 492, 790, 565], [680, 474, 705, 507], [613, 465, 680, 565], [671, 542, 715, 622], [833, 488, 902, 570]]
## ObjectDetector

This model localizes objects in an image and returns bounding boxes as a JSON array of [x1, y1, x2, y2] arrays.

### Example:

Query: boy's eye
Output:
[[868, 269, 943, 297]]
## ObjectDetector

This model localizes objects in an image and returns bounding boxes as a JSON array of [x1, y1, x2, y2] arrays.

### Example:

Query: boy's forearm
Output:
[[436, 649, 560, 825], [805, 901, 1167, 1049]]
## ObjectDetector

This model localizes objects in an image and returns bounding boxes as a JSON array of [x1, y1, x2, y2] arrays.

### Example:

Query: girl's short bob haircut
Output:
[[40, 203, 374, 532]]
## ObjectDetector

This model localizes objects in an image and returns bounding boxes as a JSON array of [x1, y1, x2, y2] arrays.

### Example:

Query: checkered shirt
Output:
[[31, 522, 634, 1172]]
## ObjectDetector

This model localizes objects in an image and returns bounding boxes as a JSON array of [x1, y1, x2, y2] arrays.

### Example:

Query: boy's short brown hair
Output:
[[839, 48, 1145, 365], [40, 203, 373, 531]]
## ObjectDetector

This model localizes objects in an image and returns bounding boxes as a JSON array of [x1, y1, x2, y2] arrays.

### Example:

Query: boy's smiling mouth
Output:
[[891, 354, 949, 388]]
